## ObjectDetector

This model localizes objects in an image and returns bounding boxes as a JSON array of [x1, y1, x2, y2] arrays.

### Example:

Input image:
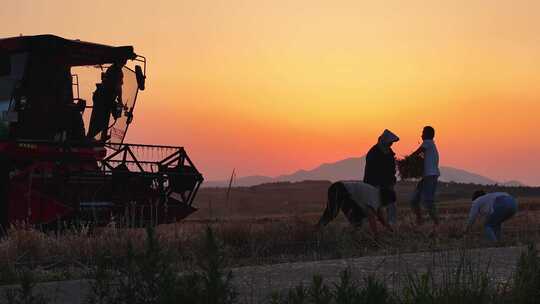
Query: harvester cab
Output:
[[0, 35, 203, 229]]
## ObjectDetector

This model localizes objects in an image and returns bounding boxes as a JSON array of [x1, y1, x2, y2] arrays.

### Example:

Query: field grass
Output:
[[2, 225, 540, 304], [1, 180, 539, 289], [1, 194, 539, 286], [193, 180, 540, 220]]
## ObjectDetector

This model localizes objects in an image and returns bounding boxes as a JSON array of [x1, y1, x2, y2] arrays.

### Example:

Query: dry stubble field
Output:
[[1, 180, 540, 303]]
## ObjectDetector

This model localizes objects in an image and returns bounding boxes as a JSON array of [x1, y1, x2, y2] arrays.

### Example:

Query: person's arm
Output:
[[410, 145, 425, 157], [390, 156, 397, 185], [363, 151, 372, 183], [463, 202, 481, 235]]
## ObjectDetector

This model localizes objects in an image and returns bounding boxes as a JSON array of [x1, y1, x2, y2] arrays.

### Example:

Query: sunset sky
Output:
[[2, 0, 540, 185]]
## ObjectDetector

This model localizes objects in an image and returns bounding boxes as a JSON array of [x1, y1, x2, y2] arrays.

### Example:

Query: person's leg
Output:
[[484, 196, 516, 241], [410, 179, 424, 225], [484, 211, 501, 241], [484, 223, 499, 241], [489, 196, 517, 240], [494, 224, 502, 241], [386, 202, 397, 225], [421, 176, 439, 225], [342, 199, 365, 228], [380, 187, 397, 225]]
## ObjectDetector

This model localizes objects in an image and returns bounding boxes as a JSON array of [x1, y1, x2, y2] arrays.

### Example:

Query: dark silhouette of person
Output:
[[410, 126, 440, 233], [87, 59, 126, 140], [364, 129, 399, 225], [316, 181, 393, 237]]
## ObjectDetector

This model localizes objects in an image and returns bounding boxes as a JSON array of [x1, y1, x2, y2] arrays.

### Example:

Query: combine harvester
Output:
[[0, 35, 203, 228]]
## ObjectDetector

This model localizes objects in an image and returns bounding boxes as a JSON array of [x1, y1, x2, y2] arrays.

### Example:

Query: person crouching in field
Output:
[[364, 129, 399, 226], [316, 181, 393, 236], [409, 126, 440, 232], [463, 190, 518, 241]]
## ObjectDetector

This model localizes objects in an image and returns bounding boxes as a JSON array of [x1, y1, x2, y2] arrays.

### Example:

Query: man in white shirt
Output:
[[463, 190, 518, 241], [410, 126, 440, 229], [316, 181, 393, 236]]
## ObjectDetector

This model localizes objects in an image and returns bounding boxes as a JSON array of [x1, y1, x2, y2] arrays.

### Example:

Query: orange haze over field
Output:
[[2, 0, 540, 185]]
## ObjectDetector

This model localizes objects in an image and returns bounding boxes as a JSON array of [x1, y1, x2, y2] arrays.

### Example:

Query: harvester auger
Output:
[[0, 35, 203, 229]]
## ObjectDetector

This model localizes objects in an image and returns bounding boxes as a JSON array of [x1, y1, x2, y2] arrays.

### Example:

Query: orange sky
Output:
[[2, 0, 540, 185]]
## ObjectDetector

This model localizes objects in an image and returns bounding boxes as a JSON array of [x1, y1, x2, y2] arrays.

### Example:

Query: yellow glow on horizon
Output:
[[2, 0, 540, 184]]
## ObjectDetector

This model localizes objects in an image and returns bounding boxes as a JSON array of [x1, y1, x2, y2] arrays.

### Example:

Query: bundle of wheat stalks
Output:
[[397, 153, 423, 180]]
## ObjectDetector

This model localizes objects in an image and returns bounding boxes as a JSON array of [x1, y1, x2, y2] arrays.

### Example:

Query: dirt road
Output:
[[232, 246, 523, 302], [0, 245, 525, 303]]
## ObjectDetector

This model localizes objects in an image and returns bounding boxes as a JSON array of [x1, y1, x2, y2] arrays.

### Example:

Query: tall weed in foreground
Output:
[[509, 244, 540, 304], [85, 225, 237, 304], [86, 226, 179, 304], [332, 269, 358, 304], [358, 276, 394, 304], [1, 268, 49, 304], [193, 226, 237, 304], [401, 251, 492, 304], [0, 260, 17, 286], [84, 248, 116, 304], [307, 275, 332, 304], [270, 270, 393, 304]]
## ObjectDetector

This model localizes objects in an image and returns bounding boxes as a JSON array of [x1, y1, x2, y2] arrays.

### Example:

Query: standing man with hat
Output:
[[363, 129, 400, 225]]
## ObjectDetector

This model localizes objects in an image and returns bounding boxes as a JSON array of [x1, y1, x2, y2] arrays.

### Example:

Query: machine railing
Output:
[[8, 140, 204, 208], [101, 142, 203, 206]]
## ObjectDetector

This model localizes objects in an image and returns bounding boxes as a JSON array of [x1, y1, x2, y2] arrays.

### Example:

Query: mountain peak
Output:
[[204, 157, 522, 188]]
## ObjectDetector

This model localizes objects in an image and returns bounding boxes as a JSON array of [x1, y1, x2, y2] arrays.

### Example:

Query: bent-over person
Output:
[[463, 190, 518, 241], [316, 181, 393, 236]]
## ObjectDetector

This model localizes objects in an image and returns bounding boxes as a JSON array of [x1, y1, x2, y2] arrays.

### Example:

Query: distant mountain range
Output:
[[203, 156, 526, 188]]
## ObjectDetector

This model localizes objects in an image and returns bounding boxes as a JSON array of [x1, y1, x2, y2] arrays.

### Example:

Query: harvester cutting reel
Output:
[[4, 141, 203, 228]]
